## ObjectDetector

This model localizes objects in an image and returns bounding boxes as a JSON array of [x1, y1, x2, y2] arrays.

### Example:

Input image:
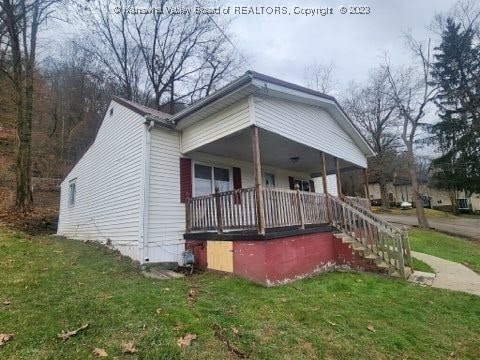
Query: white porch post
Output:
[[251, 126, 265, 234]]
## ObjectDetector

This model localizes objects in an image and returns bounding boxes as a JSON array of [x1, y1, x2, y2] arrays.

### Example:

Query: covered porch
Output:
[[184, 125, 371, 236]]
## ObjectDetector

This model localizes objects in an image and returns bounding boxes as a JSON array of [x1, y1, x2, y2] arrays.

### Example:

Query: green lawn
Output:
[[1, 228, 480, 359], [409, 228, 480, 274]]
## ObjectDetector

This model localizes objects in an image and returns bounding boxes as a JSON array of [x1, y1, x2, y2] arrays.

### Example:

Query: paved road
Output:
[[412, 251, 480, 296], [379, 214, 480, 240]]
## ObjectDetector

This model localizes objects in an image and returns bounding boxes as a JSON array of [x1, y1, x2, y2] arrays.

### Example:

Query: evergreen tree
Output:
[[430, 18, 480, 199]]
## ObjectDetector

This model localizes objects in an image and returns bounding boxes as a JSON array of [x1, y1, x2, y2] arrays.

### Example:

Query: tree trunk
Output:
[[448, 190, 459, 215], [407, 146, 429, 228], [379, 180, 390, 210]]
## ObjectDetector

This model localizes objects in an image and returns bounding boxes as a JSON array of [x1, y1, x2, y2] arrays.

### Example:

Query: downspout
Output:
[[140, 120, 154, 263]]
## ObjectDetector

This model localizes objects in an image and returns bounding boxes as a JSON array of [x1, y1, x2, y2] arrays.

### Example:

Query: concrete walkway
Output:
[[412, 251, 480, 296], [379, 214, 480, 240]]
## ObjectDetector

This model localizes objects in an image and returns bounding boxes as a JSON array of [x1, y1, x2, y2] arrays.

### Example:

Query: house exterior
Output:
[[368, 180, 480, 212], [58, 71, 414, 284]]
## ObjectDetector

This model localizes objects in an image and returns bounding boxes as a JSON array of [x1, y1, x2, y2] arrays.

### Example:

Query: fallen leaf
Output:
[[0, 333, 14, 346], [173, 322, 184, 331], [121, 341, 138, 354], [367, 323, 376, 333], [156, 308, 162, 314], [3, 301, 11, 305], [326, 320, 338, 326], [177, 333, 197, 347], [188, 288, 196, 296], [231, 326, 239, 335], [164, 288, 170, 291], [280, 298, 287, 303], [57, 323, 89, 340], [93, 348, 108, 357]]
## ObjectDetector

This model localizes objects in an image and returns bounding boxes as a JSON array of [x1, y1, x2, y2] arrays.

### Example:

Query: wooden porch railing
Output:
[[344, 195, 371, 210], [327, 194, 413, 279], [186, 187, 329, 233]]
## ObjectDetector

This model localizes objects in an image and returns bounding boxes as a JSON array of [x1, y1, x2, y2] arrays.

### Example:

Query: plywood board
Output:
[[207, 240, 233, 272]]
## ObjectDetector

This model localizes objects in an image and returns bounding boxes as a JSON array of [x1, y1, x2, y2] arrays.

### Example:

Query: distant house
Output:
[[368, 180, 480, 212], [58, 71, 414, 284]]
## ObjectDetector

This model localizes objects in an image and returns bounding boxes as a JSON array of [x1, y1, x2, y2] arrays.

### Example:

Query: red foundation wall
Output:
[[186, 230, 378, 285], [233, 232, 337, 285]]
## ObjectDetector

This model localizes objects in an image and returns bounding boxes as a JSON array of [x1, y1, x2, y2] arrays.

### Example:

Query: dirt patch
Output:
[[0, 207, 58, 235]]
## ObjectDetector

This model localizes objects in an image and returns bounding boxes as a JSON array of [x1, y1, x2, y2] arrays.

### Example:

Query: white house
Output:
[[58, 71, 392, 283]]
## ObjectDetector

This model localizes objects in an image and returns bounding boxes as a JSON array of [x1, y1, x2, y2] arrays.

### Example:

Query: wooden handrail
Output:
[[327, 193, 412, 278]]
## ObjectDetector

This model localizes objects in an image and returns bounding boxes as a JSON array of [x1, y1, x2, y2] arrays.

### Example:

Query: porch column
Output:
[[251, 126, 265, 234], [321, 151, 332, 223], [335, 157, 343, 198], [363, 168, 371, 209], [320, 152, 328, 194]]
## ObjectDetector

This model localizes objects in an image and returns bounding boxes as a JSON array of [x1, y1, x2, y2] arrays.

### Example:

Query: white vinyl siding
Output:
[[181, 97, 251, 153], [146, 127, 184, 263], [57, 102, 144, 261], [313, 175, 338, 196], [253, 96, 368, 168]]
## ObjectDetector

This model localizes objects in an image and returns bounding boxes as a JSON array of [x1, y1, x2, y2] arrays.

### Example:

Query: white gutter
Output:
[[139, 119, 154, 263]]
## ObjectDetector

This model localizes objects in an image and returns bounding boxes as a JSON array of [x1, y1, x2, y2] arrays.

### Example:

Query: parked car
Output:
[[400, 202, 412, 210]]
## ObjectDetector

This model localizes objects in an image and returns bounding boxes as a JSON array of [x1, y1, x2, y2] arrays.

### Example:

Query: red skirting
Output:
[[185, 231, 377, 285]]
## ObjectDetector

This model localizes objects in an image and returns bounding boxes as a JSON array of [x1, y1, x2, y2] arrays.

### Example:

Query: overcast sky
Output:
[[222, 0, 459, 89]]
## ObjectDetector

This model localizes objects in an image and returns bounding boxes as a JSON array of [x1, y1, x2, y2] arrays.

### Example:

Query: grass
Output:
[[372, 206, 455, 218], [1, 228, 480, 359], [409, 228, 480, 274], [412, 257, 434, 273]]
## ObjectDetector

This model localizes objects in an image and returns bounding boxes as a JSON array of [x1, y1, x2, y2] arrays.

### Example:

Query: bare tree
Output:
[[0, 0, 61, 211], [74, 0, 239, 110], [383, 39, 436, 228], [73, 0, 144, 101], [343, 67, 400, 210], [304, 60, 337, 95]]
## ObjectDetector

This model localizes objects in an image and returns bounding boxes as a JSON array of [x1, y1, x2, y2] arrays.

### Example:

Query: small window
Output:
[[265, 173, 275, 187], [69, 179, 76, 206], [294, 179, 311, 192], [458, 198, 469, 210]]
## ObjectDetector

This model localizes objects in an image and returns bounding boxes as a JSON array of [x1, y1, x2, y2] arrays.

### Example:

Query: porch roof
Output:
[[187, 127, 359, 175], [171, 71, 375, 158]]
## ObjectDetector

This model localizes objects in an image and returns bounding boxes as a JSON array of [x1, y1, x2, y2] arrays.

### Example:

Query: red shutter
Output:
[[180, 158, 192, 203], [233, 167, 242, 190], [309, 180, 315, 193], [233, 167, 242, 204], [288, 176, 295, 190]]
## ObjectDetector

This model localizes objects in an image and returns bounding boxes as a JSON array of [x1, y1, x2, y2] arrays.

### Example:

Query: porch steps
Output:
[[333, 231, 412, 278]]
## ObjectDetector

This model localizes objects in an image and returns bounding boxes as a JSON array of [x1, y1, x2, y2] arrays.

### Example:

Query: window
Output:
[[458, 198, 469, 210], [265, 173, 275, 187], [294, 179, 311, 192], [68, 179, 76, 206], [194, 164, 230, 196]]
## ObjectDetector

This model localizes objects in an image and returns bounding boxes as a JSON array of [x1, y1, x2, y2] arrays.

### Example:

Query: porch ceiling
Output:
[[186, 127, 359, 175]]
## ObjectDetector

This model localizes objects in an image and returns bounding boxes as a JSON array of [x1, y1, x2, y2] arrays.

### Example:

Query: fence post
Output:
[[295, 184, 305, 229], [402, 226, 413, 270], [185, 194, 191, 233], [396, 232, 406, 279], [214, 187, 223, 234]]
